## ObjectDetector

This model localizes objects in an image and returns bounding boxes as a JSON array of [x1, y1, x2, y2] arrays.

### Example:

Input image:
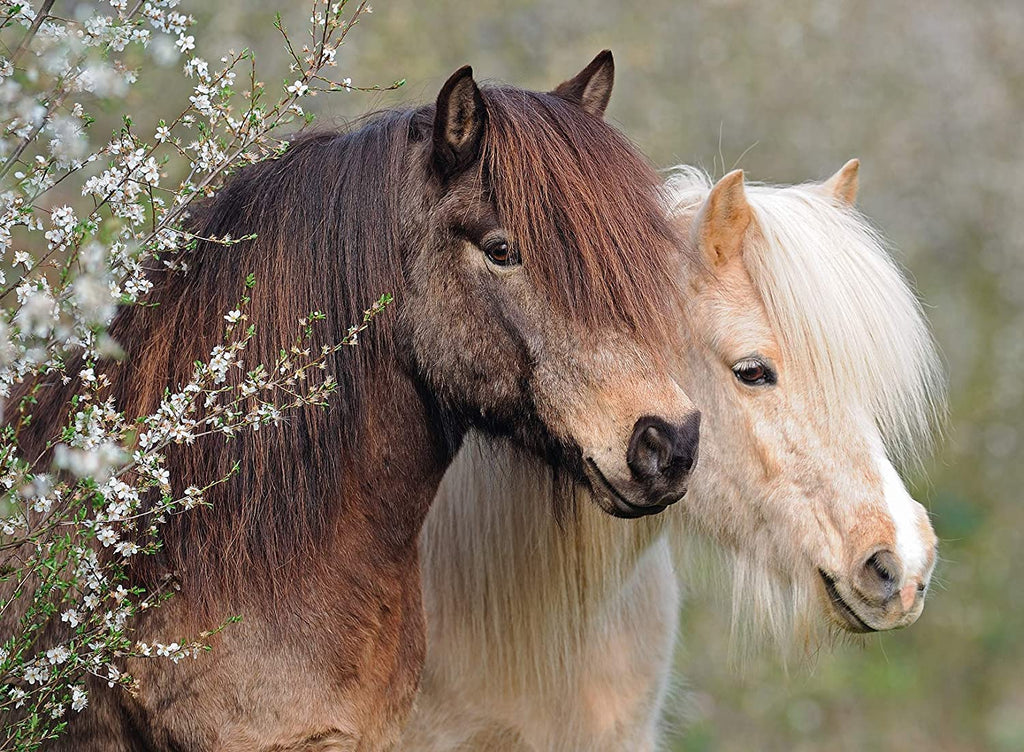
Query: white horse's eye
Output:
[[733, 358, 776, 386]]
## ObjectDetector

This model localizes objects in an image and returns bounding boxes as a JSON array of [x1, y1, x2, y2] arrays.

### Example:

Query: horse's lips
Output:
[[819, 569, 878, 633], [583, 458, 679, 518]]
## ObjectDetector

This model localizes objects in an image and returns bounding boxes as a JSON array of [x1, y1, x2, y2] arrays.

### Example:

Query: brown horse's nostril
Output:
[[627, 412, 701, 484], [855, 549, 902, 606]]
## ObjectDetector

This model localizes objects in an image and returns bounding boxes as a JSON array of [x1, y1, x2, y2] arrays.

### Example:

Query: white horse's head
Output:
[[666, 163, 944, 643]]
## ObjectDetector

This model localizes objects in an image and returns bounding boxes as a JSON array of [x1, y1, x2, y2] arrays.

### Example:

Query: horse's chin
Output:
[[818, 570, 878, 633], [582, 458, 674, 518]]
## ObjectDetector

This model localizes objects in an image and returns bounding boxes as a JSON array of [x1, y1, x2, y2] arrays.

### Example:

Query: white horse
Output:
[[400, 162, 945, 751]]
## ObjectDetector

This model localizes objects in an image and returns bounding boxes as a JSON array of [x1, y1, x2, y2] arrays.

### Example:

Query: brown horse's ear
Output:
[[821, 158, 860, 205], [551, 50, 614, 118], [433, 65, 487, 181], [696, 169, 751, 267]]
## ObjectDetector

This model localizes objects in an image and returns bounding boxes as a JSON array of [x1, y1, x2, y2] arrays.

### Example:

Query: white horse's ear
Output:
[[696, 169, 751, 267], [821, 158, 860, 206]]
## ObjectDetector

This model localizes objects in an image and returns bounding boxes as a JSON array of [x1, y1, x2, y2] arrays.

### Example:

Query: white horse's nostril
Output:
[[853, 549, 901, 606]]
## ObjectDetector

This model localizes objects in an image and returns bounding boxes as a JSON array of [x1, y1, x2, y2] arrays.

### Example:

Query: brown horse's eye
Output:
[[733, 358, 776, 386], [482, 237, 518, 267]]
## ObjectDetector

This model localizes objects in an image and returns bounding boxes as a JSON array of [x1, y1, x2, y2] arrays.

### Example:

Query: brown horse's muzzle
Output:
[[627, 413, 700, 502], [583, 411, 700, 518]]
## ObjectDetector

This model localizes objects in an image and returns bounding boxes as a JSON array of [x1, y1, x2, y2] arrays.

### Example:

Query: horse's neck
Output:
[[330, 366, 453, 559], [419, 435, 669, 688], [164, 358, 452, 616]]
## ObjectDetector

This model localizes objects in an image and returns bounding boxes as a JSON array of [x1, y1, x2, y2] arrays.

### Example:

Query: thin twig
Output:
[[9, 0, 55, 67]]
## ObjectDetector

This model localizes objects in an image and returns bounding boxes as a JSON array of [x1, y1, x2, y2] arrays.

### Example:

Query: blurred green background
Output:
[[149, 1, 1023, 749]]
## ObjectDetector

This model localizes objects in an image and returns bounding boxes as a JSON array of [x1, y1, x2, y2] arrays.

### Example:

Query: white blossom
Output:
[[96, 526, 119, 547], [23, 664, 49, 685], [70, 686, 88, 712], [45, 646, 70, 665]]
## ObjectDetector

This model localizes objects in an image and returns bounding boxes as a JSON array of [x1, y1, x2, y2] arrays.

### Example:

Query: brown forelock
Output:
[[480, 86, 684, 354]]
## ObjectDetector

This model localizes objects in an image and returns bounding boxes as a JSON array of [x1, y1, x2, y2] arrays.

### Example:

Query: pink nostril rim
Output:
[[900, 581, 922, 611]]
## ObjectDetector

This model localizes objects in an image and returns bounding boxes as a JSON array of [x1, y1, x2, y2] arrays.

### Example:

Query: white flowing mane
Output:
[[664, 167, 946, 468]]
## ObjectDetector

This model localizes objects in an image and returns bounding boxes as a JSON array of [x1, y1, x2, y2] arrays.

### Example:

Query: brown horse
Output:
[[3, 53, 700, 750]]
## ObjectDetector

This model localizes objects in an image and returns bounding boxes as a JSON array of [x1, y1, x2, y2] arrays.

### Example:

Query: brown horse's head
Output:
[[400, 53, 698, 516]]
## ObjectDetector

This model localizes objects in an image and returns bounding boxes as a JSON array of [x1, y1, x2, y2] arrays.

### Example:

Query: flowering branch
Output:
[[0, 1, 396, 747]]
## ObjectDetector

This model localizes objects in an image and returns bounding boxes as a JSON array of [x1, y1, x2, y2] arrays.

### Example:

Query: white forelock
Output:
[[664, 167, 946, 469]]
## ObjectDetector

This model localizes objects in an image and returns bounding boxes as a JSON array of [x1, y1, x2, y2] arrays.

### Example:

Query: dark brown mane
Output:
[[10, 112, 420, 603], [119, 114, 421, 599]]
